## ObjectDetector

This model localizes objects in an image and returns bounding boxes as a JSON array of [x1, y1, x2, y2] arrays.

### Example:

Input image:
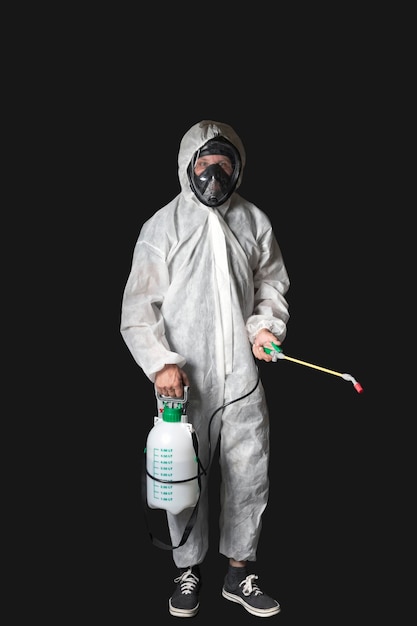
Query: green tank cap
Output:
[[162, 405, 182, 422]]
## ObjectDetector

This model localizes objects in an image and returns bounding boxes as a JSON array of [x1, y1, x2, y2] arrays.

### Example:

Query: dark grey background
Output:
[[45, 38, 389, 624]]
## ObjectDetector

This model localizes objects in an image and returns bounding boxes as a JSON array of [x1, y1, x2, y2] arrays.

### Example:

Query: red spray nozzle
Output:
[[341, 373, 364, 393]]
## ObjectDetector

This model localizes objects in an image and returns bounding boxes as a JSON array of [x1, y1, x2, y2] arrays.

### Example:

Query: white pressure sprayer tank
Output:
[[146, 388, 200, 515]]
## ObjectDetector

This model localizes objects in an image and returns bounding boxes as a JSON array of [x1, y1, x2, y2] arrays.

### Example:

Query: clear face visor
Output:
[[187, 138, 241, 207]]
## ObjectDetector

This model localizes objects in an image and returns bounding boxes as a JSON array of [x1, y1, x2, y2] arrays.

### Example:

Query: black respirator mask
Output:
[[187, 137, 241, 207]]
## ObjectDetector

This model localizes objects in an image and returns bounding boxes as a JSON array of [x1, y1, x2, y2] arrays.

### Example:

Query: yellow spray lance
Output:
[[263, 343, 364, 394]]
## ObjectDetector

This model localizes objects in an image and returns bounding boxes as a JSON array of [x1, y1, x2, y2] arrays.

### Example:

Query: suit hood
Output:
[[178, 120, 246, 204]]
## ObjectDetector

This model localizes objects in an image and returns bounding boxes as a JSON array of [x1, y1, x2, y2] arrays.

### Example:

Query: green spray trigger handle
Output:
[[263, 342, 283, 356]]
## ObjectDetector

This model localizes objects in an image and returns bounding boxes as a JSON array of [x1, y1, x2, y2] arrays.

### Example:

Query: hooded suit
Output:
[[121, 120, 290, 566]]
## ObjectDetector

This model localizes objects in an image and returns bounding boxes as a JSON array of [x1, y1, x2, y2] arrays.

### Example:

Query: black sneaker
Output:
[[169, 566, 201, 618], [222, 573, 281, 617]]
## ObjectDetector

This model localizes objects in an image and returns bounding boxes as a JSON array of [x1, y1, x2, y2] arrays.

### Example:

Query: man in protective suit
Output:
[[120, 120, 290, 617]]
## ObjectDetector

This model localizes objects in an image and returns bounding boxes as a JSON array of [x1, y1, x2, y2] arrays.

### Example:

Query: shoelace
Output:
[[174, 569, 199, 595], [240, 574, 263, 597]]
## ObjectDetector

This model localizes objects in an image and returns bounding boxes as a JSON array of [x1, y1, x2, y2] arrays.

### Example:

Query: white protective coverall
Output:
[[120, 120, 290, 568]]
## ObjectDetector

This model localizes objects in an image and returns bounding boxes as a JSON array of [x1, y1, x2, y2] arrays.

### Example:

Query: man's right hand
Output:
[[154, 364, 190, 398]]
